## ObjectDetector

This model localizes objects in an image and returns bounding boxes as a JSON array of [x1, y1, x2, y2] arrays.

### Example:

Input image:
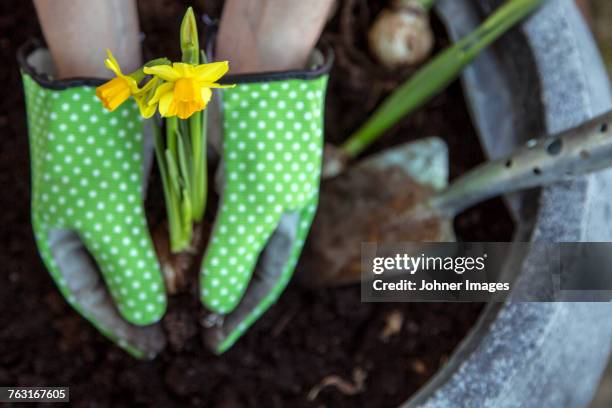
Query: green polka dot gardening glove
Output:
[[200, 48, 333, 353], [19, 41, 166, 358]]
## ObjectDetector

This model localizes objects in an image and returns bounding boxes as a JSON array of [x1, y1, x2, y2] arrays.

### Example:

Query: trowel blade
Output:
[[358, 137, 450, 192], [304, 137, 456, 287], [359, 137, 455, 242]]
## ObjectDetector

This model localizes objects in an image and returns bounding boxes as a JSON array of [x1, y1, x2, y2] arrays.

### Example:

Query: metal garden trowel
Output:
[[305, 110, 612, 287]]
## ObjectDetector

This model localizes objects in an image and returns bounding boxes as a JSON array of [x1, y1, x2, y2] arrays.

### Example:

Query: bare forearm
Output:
[[33, 0, 142, 78], [216, 0, 334, 73]]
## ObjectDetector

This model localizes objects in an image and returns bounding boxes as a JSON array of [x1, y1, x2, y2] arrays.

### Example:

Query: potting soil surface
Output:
[[0, 1, 513, 406]]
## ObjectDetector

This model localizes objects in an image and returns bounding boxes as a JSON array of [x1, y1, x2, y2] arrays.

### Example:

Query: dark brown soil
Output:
[[1, 1, 513, 407]]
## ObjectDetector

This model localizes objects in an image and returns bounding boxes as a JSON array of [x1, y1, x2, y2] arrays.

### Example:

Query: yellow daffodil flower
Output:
[[144, 62, 234, 119], [95, 49, 140, 112]]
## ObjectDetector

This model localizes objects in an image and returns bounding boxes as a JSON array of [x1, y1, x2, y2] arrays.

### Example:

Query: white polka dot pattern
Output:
[[200, 75, 328, 351], [22, 74, 167, 332], [216, 194, 319, 353]]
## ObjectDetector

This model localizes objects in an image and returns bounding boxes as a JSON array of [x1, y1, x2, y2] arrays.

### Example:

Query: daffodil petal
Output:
[[172, 63, 195, 78], [149, 82, 175, 106], [138, 100, 157, 118], [176, 102, 192, 119], [123, 76, 141, 94], [195, 61, 229, 83], [158, 91, 175, 117], [144, 65, 181, 82], [104, 49, 123, 77], [201, 88, 212, 105], [199, 82, 236, 89]]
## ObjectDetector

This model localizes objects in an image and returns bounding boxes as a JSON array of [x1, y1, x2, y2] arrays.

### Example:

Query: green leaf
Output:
[[177, 132, 193, 200], [190, 108, 207, 221], [166, 116, 178, 159], [181, 187, 193, 241], [165, 149, 182, 196], [154, 122, 188, 252], [341, 0, 547, 158]]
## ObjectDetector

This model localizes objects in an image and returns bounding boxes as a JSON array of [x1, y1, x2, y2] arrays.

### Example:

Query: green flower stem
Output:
[[341, 0, 547, 158], [154, 123, 188, 252], [167, 148, 191, 251], [166, 116, 178, 159], [190, 110, 206, 221], [165, 115, 192, 251]]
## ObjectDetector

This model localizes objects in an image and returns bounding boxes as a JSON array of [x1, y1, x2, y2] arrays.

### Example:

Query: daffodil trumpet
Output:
[[95, 49, 140, 112]]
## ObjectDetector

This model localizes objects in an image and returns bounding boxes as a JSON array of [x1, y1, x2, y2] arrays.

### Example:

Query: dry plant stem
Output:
[[216, 0, 335, 73], [33, 0, 142, 78]]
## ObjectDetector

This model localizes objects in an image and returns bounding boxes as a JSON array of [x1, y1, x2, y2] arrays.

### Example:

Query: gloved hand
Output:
[[200, 47, 333, 353], [19, 41, 167, 358]]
